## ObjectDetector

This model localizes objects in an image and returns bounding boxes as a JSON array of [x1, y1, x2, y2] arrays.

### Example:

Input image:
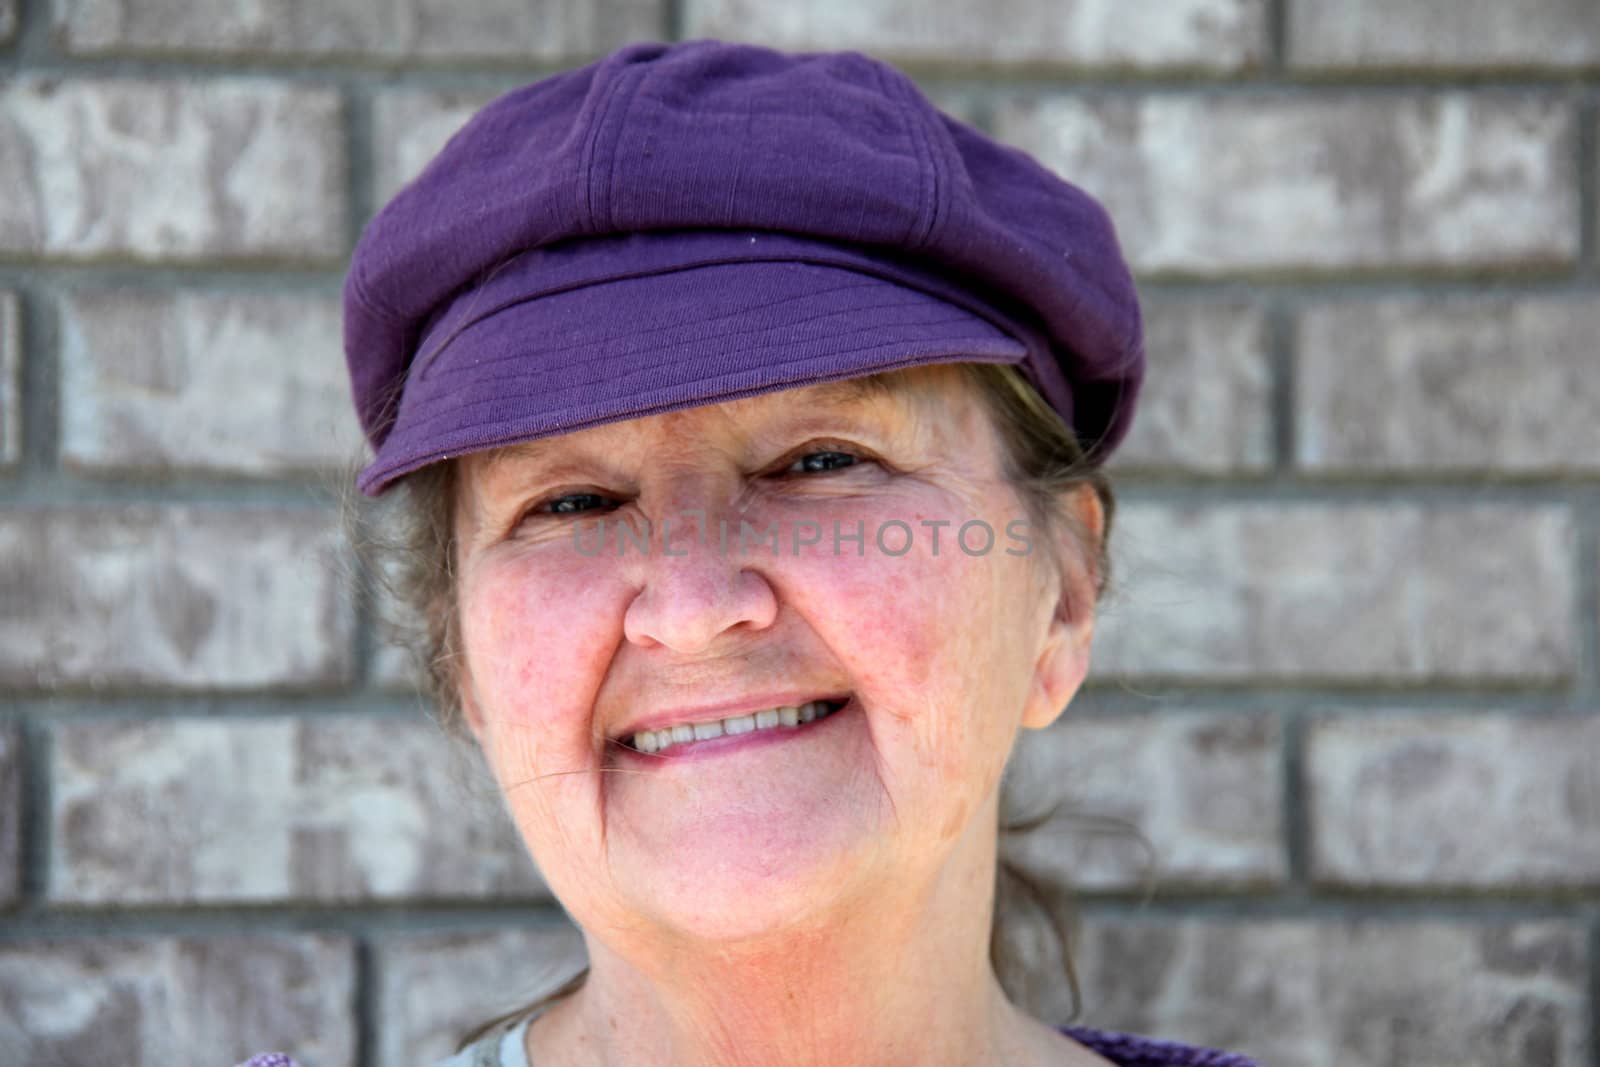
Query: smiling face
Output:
[[450, 363, 1099, 951]]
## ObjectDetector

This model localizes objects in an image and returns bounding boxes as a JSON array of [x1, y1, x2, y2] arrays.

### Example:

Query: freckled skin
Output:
[[450, 364, 1107, 1067]]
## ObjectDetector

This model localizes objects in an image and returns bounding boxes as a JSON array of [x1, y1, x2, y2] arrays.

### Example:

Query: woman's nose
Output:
[[620, 513, 780, 653]]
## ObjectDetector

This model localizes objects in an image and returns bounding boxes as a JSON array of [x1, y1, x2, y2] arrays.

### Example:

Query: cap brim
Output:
[[358, 237, 1040, 495]]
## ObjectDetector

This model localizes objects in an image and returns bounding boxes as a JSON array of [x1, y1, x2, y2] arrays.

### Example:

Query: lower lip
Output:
[[615, 697, 857, 765]]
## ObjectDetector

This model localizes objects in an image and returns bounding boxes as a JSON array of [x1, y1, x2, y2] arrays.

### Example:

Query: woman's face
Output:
[[451, 364, 1099, 947]]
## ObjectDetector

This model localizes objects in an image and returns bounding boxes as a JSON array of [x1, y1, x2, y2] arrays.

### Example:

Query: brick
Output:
[[0, 727, 18, 908], [374, 636, 424, 691], [1309, 712, 1600, 889], [1004, 711, 1283, 889], [0, 507, 354, 691], [1109, 299, 1272, 474], [0, 78, 344, 262], [1288, 0, 1600, 71], [374, 926, 586, 1067], [54, 0, 663, 60], [50, 715, 546, 904], [372, 89, 497, 205], [1090, 503, 1576, 683], [1064, 919, 1589, 1067], [994, 93, 1576, 276], [0, 291, 17, 468], [0, 934, 355, 1065], [1297, 296, 1600, 475], [59, 289, 361, 476], [683, 0, 1267, 71]]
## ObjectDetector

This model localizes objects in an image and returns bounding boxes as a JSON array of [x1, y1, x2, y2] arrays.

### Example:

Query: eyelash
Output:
[[525, 444, 871, 519]]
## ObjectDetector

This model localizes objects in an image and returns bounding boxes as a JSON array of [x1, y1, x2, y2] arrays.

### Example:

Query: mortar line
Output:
[[1280, 704, 1309, 890], [0, 477, 353, 508], [11, 0, 48, 62], [1, 895, 1594, 938], [1, 47, 1600, 91], [10, 266, 1600, 297], [1578, 95, 1597, 278], [344, 80, 376, 252], [18, 717, 49, 905], [11, 282, 53, 487], [339, 78, 383, 697], [2, 686, 1586, 723], [1265, 0, 1288, 72], [4, 471, 1599, 509], [1573, 503, 1600, 699], [0, 905, 580, 940], [356, 935, 376, 1067], [1266, 295, 1297, 473], [1588, 914, 1599, 1067]]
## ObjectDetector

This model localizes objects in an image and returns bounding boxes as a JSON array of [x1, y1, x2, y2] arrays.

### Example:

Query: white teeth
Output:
[[627, 699, 842, 755]]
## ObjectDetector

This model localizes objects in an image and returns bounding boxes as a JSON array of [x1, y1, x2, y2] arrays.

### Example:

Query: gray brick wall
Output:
[[1, 5, 1595, 1067]]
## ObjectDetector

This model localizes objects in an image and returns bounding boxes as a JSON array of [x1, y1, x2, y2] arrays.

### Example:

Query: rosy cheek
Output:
[[793, 524, 971, 702], [464, 551, 623, 734]]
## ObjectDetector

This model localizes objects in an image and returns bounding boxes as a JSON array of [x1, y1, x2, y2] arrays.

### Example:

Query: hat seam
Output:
[[581, 52, 637, 235], [603, 58, 657, 234], [879, 60, 941, 252]]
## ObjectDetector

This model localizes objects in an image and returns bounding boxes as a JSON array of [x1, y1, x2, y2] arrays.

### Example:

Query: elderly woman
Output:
[[245, 38, 1259, 1067]]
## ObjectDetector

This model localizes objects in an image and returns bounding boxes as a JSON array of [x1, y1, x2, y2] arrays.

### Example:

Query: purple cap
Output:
[[345, 38, 1144, 496]]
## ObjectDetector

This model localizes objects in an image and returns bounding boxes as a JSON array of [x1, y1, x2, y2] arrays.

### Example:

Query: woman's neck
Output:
[[527, 805, 1050, 1067]]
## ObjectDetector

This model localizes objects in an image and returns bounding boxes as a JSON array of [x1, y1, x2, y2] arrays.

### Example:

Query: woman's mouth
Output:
[[618, 697, 852, 759]]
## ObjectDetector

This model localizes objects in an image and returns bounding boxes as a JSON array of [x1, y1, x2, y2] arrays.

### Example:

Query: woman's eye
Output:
[[541, 492, 613, 515], [785, 450, 860, 474]]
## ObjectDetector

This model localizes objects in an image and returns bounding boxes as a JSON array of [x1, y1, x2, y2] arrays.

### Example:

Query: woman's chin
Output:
[[606, 816, 879, 945], [597, 702, 882, 923]]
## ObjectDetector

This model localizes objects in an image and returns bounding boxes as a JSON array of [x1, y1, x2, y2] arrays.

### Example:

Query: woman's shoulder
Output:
[[1061, 1024, 1262, 1067]]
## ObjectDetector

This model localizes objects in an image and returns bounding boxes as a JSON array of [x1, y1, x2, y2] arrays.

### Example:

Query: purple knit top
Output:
[[1059, 1025, 1262, 1065], [238, 1023, 1261, 1066]]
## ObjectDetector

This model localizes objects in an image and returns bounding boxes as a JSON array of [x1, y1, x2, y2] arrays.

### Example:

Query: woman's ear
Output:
[[1021, 485, 1104, 731]]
